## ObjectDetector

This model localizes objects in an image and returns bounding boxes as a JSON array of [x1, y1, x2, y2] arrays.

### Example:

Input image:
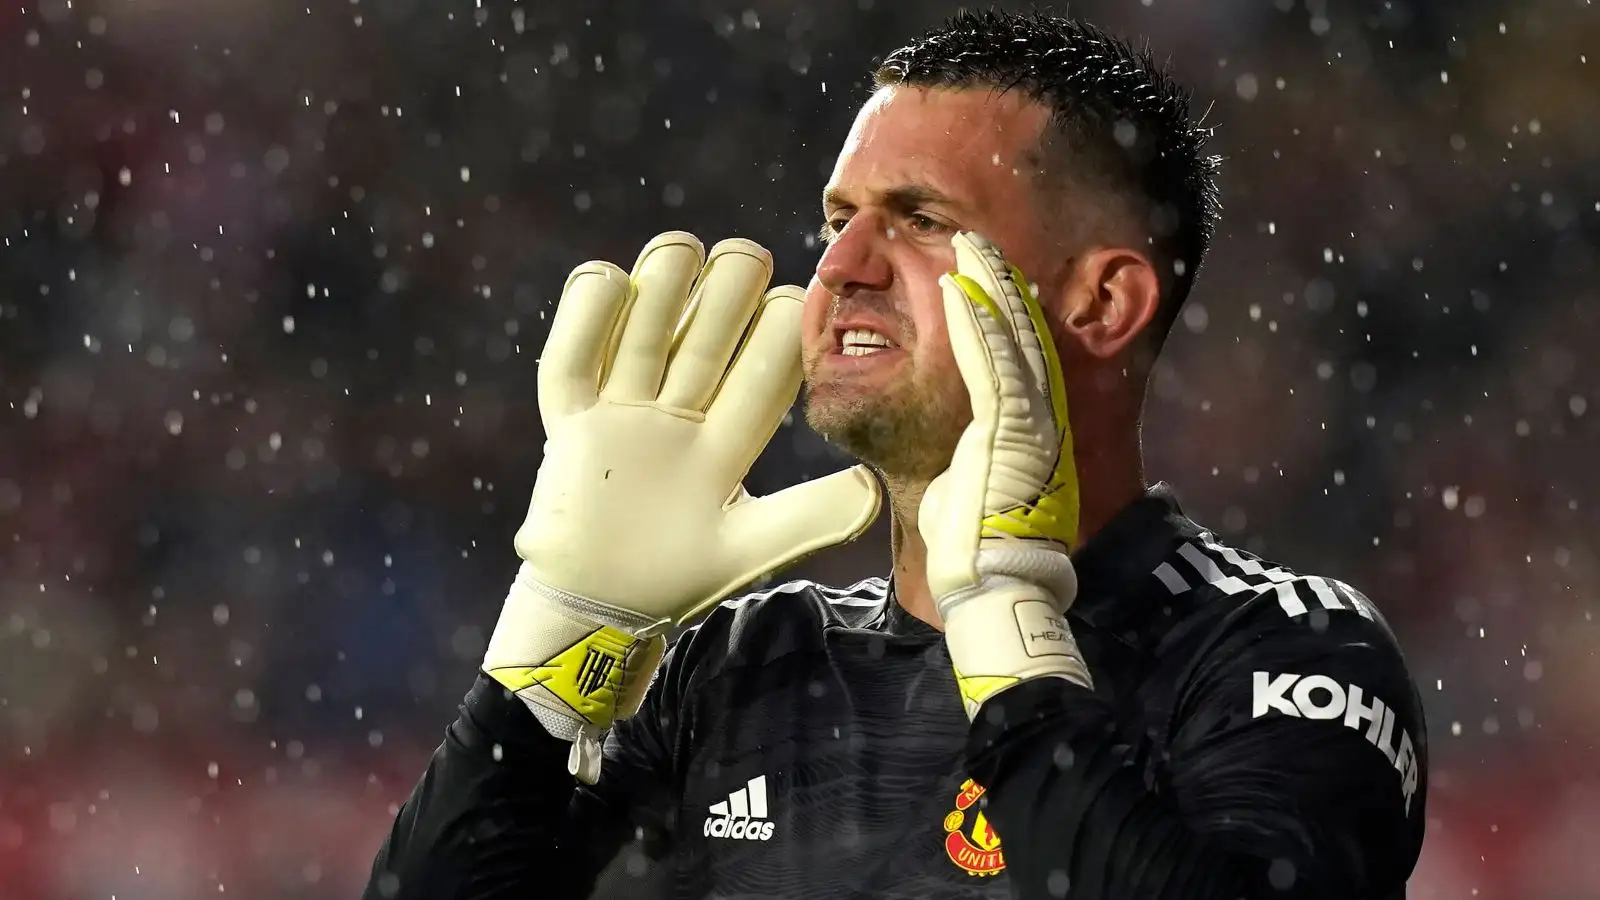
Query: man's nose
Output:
[[815, 216, 893, 299]]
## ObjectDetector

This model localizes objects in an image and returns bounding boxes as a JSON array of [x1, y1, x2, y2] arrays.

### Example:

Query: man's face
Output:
[[802, 86, 1063, 481]]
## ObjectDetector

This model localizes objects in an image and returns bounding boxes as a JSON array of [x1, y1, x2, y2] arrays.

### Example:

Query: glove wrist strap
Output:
[[938, 546, 1090, 720], [482, 565, 672, 784], [513, 562, 673, 637]]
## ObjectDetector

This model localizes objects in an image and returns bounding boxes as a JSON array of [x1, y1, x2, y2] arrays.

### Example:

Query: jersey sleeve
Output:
[[363, 653, 684, 900], [964, 585, 1428, 900]]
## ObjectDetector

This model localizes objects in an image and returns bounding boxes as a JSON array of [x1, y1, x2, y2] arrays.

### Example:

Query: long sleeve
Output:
[[965, 590, 1428, 900], [364, 669, 680, 900]]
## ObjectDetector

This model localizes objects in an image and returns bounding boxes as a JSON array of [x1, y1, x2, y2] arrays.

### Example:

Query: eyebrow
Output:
[[821, 184, 959, 213]]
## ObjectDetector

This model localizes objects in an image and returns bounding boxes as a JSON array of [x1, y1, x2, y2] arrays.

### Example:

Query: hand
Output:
[[484, 232, 882, 781], [920, 232, 1091, 719]]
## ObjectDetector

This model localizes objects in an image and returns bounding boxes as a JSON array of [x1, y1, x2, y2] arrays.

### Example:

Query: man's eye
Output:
[[817, 218, 849, 243], [905, 213, 948, 234]]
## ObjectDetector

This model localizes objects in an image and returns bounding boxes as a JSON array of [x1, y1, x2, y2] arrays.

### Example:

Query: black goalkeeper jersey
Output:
[[365, 485, 1428, 900]]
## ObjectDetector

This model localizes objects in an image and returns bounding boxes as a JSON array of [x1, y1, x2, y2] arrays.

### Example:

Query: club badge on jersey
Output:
[[942, 779, 1006, 877]]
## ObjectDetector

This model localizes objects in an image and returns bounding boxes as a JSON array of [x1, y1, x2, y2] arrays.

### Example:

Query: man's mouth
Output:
[[837, 328, 901, 358]]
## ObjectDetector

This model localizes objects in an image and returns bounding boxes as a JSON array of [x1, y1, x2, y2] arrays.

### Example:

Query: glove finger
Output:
[[949, 237, 1078, 548], [602, 232, 705, 402], [1006, 262, 1072, 436], [538, 261, 632, 423], [657, 239, 773, 412], [952, 233, 1054, 416], [938, 271, 1009, 526], [702, 286, 805, 477], [1003, 256, 1080, 546], [939, 270, 1010, 436], [684, 465, 882, 623], [942, 268, 1067, 519]]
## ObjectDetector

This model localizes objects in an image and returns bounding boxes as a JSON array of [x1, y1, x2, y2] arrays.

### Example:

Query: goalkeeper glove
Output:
[[921, 232, 1092, 720], [483, 232, 882, 782]]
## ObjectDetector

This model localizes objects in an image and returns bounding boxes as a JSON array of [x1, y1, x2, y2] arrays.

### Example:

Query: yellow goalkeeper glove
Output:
[[922, 232, 1091, 720], [484, 232, 881, 782]]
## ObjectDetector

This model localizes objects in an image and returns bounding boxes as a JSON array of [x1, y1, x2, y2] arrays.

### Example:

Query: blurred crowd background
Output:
[[2, 0, 1597, 897]]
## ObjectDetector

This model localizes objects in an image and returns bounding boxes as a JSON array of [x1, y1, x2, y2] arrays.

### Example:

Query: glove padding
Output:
[[921, 232, 1092, 720], [485, 232, 881, 781]]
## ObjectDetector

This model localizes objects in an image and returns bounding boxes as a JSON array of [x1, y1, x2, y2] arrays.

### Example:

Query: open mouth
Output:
[[837, 328, 901, 358]]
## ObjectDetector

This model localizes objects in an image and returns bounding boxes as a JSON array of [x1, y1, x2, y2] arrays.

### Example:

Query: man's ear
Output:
[[1058, 248, 1162, 360]]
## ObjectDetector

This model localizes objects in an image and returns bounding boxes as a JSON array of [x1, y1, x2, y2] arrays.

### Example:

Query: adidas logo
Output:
[[702, 775, 776, 841]]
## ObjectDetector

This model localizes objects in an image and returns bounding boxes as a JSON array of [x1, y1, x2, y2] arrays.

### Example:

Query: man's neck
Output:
[[886, 437, 1148, 632], [886, 478, 939, 628]]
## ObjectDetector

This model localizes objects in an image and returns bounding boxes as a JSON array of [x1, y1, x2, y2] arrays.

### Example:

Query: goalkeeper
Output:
[[366, 11, 1427, 900]]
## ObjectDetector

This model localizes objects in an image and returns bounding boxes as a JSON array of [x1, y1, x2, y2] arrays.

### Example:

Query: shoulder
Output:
[[728, 576, 890, 628], [1153, 531, 1400, 651], [662, 576, 890, 676], [699, 575, 889, 637], [1149, 532, 1426, 732], [1155, 532, 1427, 758], [1152, 538, 1431, 888]]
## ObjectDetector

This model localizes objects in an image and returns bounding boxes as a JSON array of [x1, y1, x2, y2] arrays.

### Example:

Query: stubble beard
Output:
[[802, 353, 971, 570], [801, 366, 970, 486]]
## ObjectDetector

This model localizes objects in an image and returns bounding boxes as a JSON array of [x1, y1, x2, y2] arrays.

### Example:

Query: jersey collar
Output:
[[876, 482, 1198, 640]]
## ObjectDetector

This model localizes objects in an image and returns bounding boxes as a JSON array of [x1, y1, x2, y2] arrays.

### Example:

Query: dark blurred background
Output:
[[1, 0, 1597, 897]]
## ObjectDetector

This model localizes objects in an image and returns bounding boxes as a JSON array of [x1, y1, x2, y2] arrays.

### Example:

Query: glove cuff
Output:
[[938, 567, 1091, 720], [482, 564, 670, 783], [512, 562, 673, 635], [974, 539, 1077, 607], [516, 703, 608, 786]]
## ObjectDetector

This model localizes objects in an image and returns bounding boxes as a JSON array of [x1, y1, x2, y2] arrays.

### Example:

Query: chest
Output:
[[663, 628, 1161, 898]]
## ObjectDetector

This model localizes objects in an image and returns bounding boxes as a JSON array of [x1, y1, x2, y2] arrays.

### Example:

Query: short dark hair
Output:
[[874, 10, 1221, 352]]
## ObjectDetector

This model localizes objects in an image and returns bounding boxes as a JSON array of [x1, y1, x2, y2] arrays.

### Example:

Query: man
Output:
[[365, 11, 1428, 900]]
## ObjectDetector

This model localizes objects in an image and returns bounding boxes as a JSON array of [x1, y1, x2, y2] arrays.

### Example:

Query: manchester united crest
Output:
[[942, 778, 1005, 876]]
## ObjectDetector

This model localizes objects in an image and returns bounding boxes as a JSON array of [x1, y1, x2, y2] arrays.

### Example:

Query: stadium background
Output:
[[2, 0, 1597, 896]]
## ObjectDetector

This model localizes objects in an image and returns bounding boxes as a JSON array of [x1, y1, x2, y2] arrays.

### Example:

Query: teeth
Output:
[[842, 345, 888, 357], [840, 328, 896, 351]]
